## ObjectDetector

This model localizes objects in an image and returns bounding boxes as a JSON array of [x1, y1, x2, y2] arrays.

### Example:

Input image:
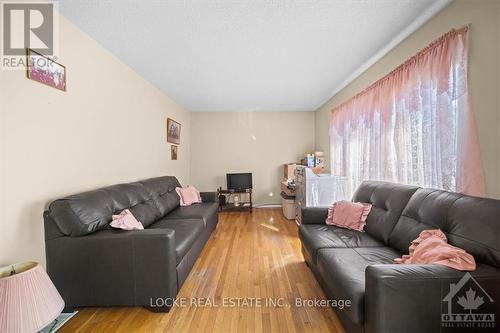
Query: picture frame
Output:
[[166, 118, 181, 145], [26, 49, 66, 91], [171, 145, 178, 160]]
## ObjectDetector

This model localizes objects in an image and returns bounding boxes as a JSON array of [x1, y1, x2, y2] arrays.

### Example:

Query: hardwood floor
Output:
[[59, 208, 345, 333]]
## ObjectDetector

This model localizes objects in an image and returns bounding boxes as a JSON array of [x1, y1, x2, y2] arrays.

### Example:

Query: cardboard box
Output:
[[284, 163, 297, 180], [281, 180, 295, 196], [315, 156, 325, 168]]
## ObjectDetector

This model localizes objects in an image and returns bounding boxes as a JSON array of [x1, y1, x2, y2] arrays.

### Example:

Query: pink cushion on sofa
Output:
[[110, 209, 144, 230], [175, 185, 202, 206], [325, 200, 372, 231], [394, 229, 476, 271]]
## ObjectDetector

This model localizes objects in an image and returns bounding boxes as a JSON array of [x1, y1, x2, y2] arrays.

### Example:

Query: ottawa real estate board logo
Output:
[[1, 0, 58, 70], [442, 272, 496, 331]]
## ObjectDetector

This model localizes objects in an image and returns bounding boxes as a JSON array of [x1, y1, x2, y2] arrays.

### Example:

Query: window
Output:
[[330, 27, 484, 197]]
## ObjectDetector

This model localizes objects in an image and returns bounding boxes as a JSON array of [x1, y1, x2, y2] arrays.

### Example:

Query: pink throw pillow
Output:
[[110, 209, 144, 230], [175, 185, 202, 206], [325, 200, 372, 231]]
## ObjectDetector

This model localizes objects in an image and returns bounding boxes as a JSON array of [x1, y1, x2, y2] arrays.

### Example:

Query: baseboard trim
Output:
[[253, 204, 282, 208]]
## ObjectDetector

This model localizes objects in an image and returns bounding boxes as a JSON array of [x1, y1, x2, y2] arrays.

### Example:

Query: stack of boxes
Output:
[[280, 152, 325, 221], [280, 163, 297, 219]]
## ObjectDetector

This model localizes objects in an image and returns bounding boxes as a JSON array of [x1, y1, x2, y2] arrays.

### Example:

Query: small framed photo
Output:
[[171, 145, 178, 160], [166, 118, 181, 145], [27, 49, 66, 91]]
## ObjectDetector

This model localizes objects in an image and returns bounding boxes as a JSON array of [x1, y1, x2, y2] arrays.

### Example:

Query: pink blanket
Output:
[[394, 229, 476, 271], [110, 209, 144, 231]]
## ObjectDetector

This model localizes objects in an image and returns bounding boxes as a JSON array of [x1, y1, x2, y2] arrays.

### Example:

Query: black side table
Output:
[[217, 188, 253, 212]]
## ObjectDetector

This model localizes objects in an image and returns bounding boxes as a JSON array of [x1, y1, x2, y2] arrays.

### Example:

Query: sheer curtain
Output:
[[330, 26, 485, 198]]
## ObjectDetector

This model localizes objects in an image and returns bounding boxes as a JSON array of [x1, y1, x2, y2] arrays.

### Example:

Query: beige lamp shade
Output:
[[0, 262, 65, 333]]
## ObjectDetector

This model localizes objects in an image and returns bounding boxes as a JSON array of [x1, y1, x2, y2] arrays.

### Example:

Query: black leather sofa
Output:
[[299, 181, 500, 333], [43, 176, 218, 311]]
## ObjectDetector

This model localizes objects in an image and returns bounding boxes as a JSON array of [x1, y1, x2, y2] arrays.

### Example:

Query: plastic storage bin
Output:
[[294, 166, 349, 224], [281, 192, 296, 220]]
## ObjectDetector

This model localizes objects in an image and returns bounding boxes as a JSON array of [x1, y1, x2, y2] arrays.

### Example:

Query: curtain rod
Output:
[[332, 24, 470, 113]]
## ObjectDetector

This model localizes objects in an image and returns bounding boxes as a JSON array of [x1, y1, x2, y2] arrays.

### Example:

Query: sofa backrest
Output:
[[352, 181, 419, 244], [47, 176, 181, 237], [139, 176, 181, 216], [389, 189, 461, 253], [389, 188, 500, 268], [447, 195, 500, 268]]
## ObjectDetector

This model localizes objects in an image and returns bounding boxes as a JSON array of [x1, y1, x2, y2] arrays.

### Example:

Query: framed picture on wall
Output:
[[26, 49, 66, 91], [166, 118, 181, 145], [171, 145, 178, 160]]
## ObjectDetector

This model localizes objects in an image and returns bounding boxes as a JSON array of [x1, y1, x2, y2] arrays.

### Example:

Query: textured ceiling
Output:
[[60, 0, 449, 112]]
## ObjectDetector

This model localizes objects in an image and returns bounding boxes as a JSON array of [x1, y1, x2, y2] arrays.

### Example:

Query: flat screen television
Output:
[[226, 173, 253, 191]]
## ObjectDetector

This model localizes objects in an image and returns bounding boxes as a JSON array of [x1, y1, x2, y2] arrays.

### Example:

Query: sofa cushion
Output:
[[447, 195, 500, 268], [389, 187, 500, 268], [48, 181, 162, 236], [317, 247, 401, 324], [140, 176, 181, 216], [352, 181, 419, 244], [165, 202, 219, 229], [388, 189, 462, 254], [149, 218, 204, 264], [299, 224, 384, 264]]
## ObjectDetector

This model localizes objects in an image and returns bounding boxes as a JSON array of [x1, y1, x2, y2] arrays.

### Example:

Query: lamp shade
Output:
[[0, 262, 64, 333]]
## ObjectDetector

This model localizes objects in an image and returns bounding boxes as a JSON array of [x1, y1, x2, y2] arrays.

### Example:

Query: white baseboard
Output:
[[253, 204, 282, 208]]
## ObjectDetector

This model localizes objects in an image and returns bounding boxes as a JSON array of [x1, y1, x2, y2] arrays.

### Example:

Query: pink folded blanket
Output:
[[394, 229, 476, 271]]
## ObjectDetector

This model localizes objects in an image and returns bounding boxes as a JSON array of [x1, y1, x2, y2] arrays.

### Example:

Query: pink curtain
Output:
[[330, 26, 485, 197]]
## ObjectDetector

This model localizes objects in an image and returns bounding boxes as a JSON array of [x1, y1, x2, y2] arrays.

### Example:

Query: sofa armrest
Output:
[[45, 228, 177, 308], [201, 191, 217, 203], [301, 207, 328, 224], [365, 264, 500, 333]]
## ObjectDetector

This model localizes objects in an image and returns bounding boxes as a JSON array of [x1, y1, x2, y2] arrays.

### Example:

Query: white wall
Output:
[[190, 112, 315, 205], [315, 0, 500, 199], [0, 16, 191, 267]]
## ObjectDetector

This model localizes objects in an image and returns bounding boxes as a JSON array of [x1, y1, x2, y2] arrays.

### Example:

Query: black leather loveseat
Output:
[[43, 176, 218, 311], [300, 181, 500, 333]]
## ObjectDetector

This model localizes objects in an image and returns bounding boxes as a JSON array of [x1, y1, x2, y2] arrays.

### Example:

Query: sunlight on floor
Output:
[[260, 223, 280, 232]]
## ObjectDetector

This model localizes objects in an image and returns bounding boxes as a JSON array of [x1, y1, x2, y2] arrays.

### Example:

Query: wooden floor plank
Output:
[[58, 208, 345, 333]]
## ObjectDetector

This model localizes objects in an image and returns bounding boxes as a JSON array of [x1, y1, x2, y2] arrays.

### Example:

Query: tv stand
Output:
[[217, 188, 253, 212]]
